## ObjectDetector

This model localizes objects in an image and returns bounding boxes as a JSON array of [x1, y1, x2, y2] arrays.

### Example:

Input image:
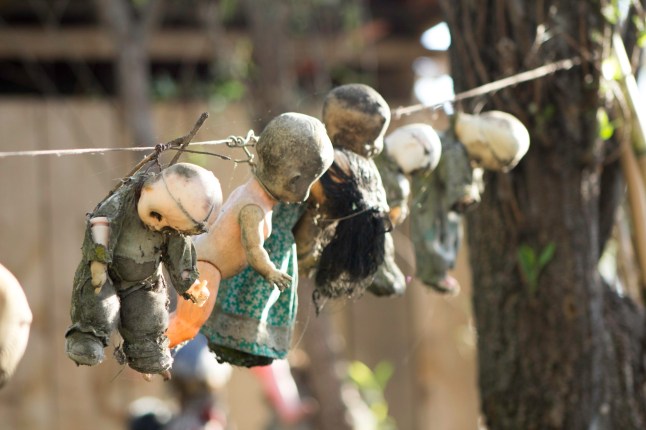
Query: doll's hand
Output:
[[264, 270, 293, 292], [90, 261, 107, 294], [185, 279, 210, 307]]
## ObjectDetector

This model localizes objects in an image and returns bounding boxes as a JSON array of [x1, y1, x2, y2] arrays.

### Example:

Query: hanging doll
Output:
[[409, 110, 530, 294], [195, 93, 393, 364], [295, 83, 393, 306], [65, 162, 222, 378], [166, 112, 334, 351], [0, 263, 32, 388], [371, 123, 443, 296], [200, 145, 390, 367], [199, 201, 304, 367]]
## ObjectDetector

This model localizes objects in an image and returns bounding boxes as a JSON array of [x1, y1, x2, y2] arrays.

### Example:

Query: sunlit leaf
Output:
[[374, 361, 394, 390], [348, 361, 375, 388]]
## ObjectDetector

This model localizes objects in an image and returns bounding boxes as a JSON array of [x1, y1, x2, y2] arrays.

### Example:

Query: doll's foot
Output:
[[142, 370, 171, 382], [65, 332, 105, 366], [124, 339, 173, 375], [277, 397, 318, 425], [429, 275, 461, 296]]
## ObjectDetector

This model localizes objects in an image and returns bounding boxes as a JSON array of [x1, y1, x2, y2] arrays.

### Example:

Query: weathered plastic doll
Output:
[[166, 112, 334, 349], [65, 162, 222, 378], [410, 111, 529, 294], [371, 123, 442, 296], [199, 201, 303, 367], [295, 83, 392, 304], [303, 148, 391, 307], [0, 263, 32, 388]]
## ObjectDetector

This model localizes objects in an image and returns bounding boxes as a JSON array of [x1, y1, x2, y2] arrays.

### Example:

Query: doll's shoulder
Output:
[[91, 173, 149, 219]]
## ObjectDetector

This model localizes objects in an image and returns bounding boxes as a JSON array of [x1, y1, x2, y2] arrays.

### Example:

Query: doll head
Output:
[[454, 110, 530, 172], [137, 163, 222, 235], [312, 148, 390, 304], [322, 83, 391, 158], [385, 123, 442, 175], [254, 112, 334, 204], [0, 263, 32, 388]]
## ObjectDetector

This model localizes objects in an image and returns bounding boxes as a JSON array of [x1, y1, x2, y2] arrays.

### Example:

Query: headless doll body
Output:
[[167, 177, 281, 347]]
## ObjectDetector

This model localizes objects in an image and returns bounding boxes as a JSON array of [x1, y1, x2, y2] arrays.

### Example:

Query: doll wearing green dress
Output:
[[201, 202, 304, 367]]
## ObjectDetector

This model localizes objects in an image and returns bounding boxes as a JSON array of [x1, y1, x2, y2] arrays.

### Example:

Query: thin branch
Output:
[[168, 112, 210, 165]]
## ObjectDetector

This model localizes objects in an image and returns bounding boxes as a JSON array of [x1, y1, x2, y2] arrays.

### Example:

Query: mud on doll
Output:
[[65, 162, 222, 378]]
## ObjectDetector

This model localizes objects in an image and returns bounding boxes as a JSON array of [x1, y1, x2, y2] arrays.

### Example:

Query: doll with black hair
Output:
[[305, 148, 391, 309], [294, 83, 394, 309]]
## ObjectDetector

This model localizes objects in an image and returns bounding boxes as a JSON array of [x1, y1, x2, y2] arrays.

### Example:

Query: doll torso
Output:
[[110, 212, 166, 282], [194, 177, 275, 279]]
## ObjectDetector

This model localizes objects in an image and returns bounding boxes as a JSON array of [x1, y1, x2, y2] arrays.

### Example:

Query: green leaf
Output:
[[373, 361, 394, 390], [348, 361, 375, 388], [601, 2, 619, 24], [538, 243, 556, 269], [638, 32, 646, 48], [518, 245, 536, 272], [371, 402, 389, 422], [597, 109, 615, 141]]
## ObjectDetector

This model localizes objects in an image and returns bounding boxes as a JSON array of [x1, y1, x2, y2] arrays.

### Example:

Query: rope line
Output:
[[0, 134, 261, 160], [0, 56, 581, 159], [393, 56, 581, 118]]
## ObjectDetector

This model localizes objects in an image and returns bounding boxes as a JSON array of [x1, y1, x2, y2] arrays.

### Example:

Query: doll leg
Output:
[[65, 277, 119, 366], [368, 232, 407, 297], [119, 280, 172, 375], [167, 261, 220, 348], [251, 360, 316, 425]]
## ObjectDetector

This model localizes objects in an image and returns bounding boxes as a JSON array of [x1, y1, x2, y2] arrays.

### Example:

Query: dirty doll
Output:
[[65, 162, 222, 378], [0, 263, 32, 388], [166, 112, 334, 349], [295, 83, 392, 304], [200, 201, 304, 367], [372, 123, 443, 296], [410, 111, 529, 294]]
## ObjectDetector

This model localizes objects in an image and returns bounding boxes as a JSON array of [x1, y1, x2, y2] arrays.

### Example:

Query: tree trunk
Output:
[[241, 0, 295, 129], [94, 0, 161, 147], [440, 1, 646, 428], [297, 278, 356, 430]]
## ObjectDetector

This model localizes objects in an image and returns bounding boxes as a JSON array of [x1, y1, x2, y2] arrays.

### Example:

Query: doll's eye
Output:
[[289, 175, 301, 185], [149, 211, 163, 222]]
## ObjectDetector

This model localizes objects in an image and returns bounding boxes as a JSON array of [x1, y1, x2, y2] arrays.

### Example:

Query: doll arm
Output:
[[81, 191, 126, 291], [443, 142, 481, 213], [374, 152, 411, 226], [163, 234, 200, 298], [239, 204, 292, 291]]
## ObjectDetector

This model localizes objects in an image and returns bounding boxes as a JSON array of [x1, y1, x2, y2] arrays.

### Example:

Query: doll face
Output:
[[263, 162, 330, 203], [322, 83, 391, 158], [255, 112, 334, 203], [454, 111, 530, 172], [138, 184, 197, 233], [324, 115, 388, 158], [385, 123, 442, 174], [137, 163, 222, 235]]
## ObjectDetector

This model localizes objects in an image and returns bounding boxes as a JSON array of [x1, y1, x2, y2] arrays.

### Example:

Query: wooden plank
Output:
[[0, 27, 440, 66]]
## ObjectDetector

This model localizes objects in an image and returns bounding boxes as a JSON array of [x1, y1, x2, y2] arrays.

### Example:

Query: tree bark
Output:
[[241, 0, 295, 129], [297, 278, 356, 430], [440, 1, 646, 428]]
